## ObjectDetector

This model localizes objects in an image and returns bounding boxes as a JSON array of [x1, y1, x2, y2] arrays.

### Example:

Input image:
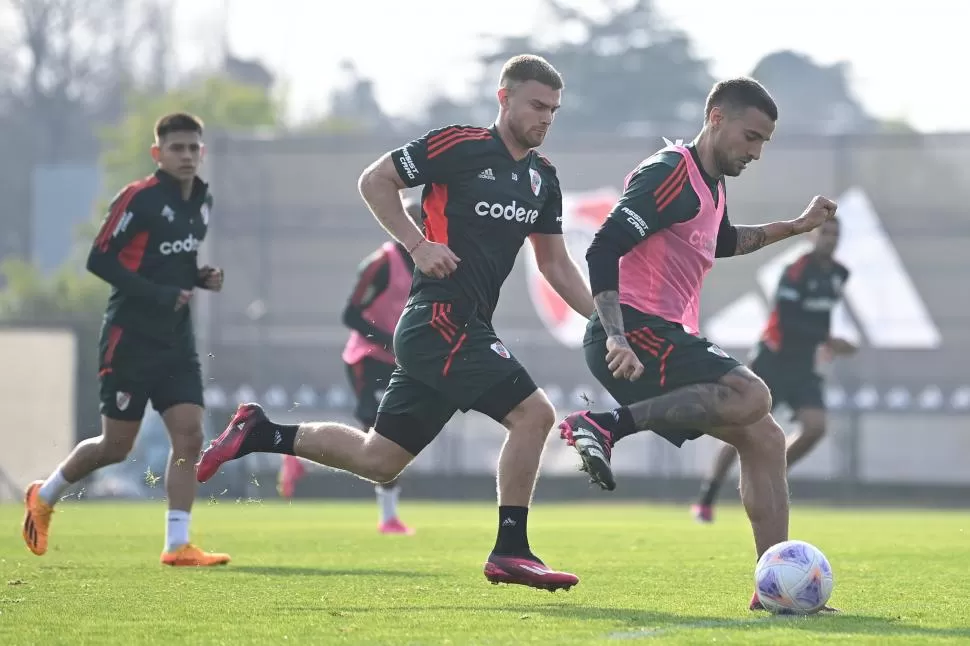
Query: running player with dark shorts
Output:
[[23, 113, 230, 567], [278, 200, 420, 535], [556, 78, 839, 610], [197, 55, 595, 591], [693, 217, 855, 523]]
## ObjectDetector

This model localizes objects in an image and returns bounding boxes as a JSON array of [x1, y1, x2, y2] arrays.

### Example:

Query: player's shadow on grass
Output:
[[313, 604, 970, 641], [222, 565, 437, 578], [536, 606, 970, 640], [754, 614, 970, 640]]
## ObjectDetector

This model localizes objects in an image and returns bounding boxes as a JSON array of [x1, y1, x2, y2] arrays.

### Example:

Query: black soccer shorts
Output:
[[374, 300, 537, 455], [749, 346, 825, 413], [584, 305, 742, 447], [98, 324, 204, 421], [345, 357, 395, 429]]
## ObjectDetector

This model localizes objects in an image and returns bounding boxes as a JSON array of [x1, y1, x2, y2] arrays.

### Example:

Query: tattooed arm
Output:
[[593, 290, 627, 340], [733, 221, 797, 255], [593, 289, 644, 380], [729, 195, 840, 256], [587, 220, 645, 380]]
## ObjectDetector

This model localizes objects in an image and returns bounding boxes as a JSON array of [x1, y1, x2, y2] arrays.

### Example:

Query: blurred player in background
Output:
[[22, 113, 229, 566], [277, 198, 421, 536], [556, 78, 839, 610], [198, 54, 595, 591], [693, 217, 856, 523]]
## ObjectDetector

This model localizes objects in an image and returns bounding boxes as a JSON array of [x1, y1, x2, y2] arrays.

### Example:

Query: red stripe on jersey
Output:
[[655, 159, 686, 196], [761, 308, 782, 351], [422, 183, 449, 246], [118, 231, 150, 271], [427, 130, 491, 160], [94, 176, 159, 251], [655, 161, 688, 212], [427, 126, 489, 147], [785, 255, 812, 282]]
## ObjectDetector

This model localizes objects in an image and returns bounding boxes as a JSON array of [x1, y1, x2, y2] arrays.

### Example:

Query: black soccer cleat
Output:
[[559, 411, 617, 491]]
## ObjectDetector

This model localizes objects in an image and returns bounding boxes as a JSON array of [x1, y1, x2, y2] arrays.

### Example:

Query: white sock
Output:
[[165, 510, 191, 552], [376, 485, 400, 524], [38, 469, 72, 506]]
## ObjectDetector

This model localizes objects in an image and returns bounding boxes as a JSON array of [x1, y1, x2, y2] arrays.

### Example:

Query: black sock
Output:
[[493, 506, 535, 558], [238, 420, 298, 456], [587, 407, 637, 443], [698, 478, 721, 506]]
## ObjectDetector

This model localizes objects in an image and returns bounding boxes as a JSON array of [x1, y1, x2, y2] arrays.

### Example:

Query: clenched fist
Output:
[[793, 195, 838, 234]]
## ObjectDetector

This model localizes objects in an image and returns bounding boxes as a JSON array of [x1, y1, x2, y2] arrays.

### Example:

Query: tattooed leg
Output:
[[626, 366, 772, 433]]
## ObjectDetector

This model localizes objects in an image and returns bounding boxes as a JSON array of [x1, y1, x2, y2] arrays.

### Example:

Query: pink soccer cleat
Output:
[[196, 403, 267, 483], [691, 503, 714, 524], [278, 455, 306, 499], [484, 553, 579, 592], [378, 518, 415, 535]]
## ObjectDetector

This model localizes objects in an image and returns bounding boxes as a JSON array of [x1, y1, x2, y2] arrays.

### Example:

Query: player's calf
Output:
[[497, 390, 556, 507], [786, 408, 827, 468], [710, 416, 789, 558], [196, 403, 415, 486]]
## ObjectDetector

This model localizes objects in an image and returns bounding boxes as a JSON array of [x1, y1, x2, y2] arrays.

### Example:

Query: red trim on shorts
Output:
[[442, 332, 467, 376], [627, 326, 675, 387], [99, 325, 124, 376], [429, 302, 458, 342]]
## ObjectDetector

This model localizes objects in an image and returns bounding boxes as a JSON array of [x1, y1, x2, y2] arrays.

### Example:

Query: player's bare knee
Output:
[[734, 377, 772, 426], [362, 459, 405, 485], [504, 390, 555, 437], [99, 434, 135, 464], [170, 428, 204, 457], [746, 416, 786, 459], [359, 430, 413, 483]]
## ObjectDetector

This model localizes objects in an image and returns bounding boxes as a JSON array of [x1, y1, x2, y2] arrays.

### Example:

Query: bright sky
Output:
[[173, 0, 966, 132]]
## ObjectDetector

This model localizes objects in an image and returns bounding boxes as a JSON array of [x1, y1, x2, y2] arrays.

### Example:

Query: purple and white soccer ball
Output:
[[754, 540, 834, 615]]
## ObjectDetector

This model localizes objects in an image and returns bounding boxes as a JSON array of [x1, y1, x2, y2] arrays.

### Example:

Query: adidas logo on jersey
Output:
[[475, 200, 539, 223], [159, 234, 202, 255], [478, 168, 495, 181]]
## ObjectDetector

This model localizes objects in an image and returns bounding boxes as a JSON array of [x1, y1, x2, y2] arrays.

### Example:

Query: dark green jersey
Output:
[[87, 170, 212, 343], [760, 253, 851, 367], [391, 124, 562, 323]]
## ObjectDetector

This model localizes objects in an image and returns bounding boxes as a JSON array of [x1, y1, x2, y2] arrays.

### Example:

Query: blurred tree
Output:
[[100, 75, 282, 194], [431, 0, 713, 134], [320, 60, 396, 133], [750, 50, 876, 134], [0, 0, 177, 267]]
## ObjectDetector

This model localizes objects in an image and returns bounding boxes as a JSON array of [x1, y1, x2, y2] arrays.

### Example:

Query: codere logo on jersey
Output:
[[475, 200, 540, 223], [159, 234, 202, 255]]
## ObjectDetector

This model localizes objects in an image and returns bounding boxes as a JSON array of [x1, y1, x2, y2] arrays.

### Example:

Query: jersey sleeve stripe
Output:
[[655, 158, 686, 195], [94, 176, 158, 251], [427, 126, 489, 146], [117, 231, 150, 271], [653, 160, 688, 212], [422, 183, 449, 245], [427, 131, 492, 159]]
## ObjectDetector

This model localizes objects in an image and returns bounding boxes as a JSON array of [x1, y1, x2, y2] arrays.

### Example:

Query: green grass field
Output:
[[1, 500, 968, 645]]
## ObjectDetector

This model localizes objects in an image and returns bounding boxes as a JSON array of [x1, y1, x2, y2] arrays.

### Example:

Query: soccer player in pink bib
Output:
[[558, 77, 839, 611]]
